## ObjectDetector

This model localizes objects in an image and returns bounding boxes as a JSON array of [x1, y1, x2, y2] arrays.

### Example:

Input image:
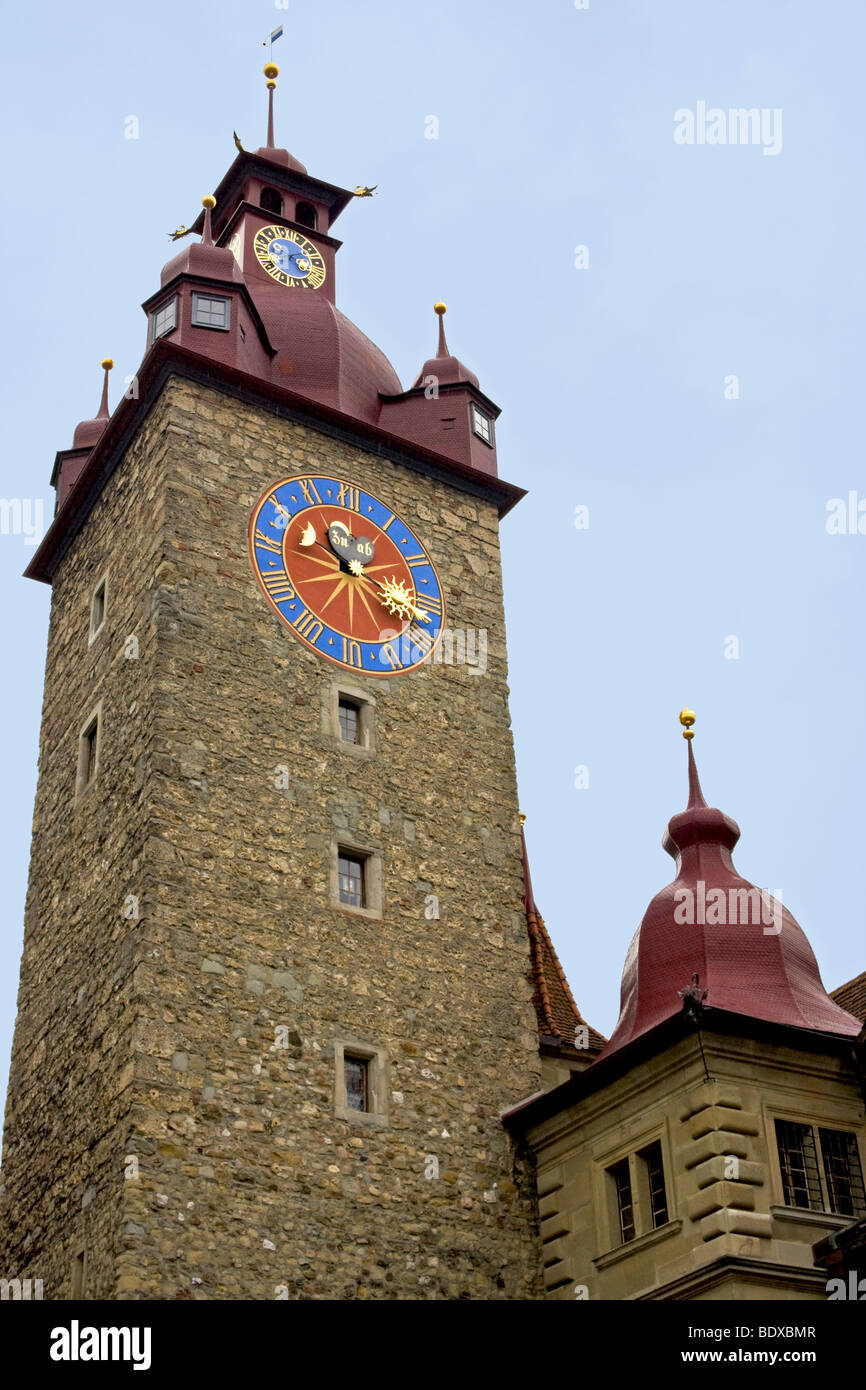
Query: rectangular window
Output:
[[80, 716, 99, 788], [191, 293, 231, 331], [471, 403, 493, 445], [775, 1119, 822, 1210], [70, 1250, 86, 1299], [150, 296, 177, 342], [638, 1140, 669, 1228], [338, 698, 360, 744], [819, 1128, 866, 1218], [338, 852, 365, 908], [89, 576, 106, 643], [344, 1056, 369, 1112], [609, 1158, 635, 1244]]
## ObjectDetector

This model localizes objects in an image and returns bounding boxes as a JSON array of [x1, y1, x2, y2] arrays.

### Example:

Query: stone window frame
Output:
[[88, 570, 108, 647], [766, 1100, 866, 1218], [328, 839, 383, 920], [326, 680, 376, 758], [75, 700, 103, 803], [333, 1034, 389, 1127], [592, 1124, 674, 1253]]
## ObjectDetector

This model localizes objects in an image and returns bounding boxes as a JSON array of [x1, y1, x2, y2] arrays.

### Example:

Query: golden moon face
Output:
[[299, 522, 316, 547]]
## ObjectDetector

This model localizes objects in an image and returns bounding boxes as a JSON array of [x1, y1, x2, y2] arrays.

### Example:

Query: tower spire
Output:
[[679, 707, 707, 809], [264, 63, 278, 150], [434, 301, 449, 357], [96, 358, 113, 422]]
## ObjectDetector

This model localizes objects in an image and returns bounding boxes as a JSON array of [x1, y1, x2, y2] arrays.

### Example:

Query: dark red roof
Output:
[[600, 739, 862, 1060]]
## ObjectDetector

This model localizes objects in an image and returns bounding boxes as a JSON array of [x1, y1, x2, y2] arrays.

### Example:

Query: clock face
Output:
[[254, 224, 326, 289], [249, 474, 445, 675]]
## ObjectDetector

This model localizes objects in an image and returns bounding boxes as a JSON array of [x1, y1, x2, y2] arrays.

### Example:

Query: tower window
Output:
[[89, 575, 107, 644], [608, 1158, 635, 1244], [638, 1141, 669, 1228], [76, 707, 102, 799], [344, 1056, 369, 1112], [70, 1249, 87, 1299], [150, 296, 177, 342], [338, 852, 366, 908], [338, 698, 361, 744], [775, 1120, 822, 1210], [191, 294, 231, 331], [260, 186, 283, 215], [471, 404, 493, 445], [818, 1128, 866, 1218], [295, 201, 317, 229]]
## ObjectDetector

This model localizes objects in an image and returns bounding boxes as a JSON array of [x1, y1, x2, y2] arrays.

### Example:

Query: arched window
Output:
[[295, 201, 317, 229], [259, 187, 283, 216]]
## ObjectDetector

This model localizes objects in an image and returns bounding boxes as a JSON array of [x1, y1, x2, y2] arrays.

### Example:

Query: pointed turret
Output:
[[50, 359, 114, 512], [599, 712, 862, 1060], [413, 302, 480, 390]]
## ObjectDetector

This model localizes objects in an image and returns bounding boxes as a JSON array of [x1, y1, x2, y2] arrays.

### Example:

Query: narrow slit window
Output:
[[344, 1056, 369, 1112], [775, 1119, 823, 1210], [90, 577, 106, 640], [80, 717, 99, 789], [819, 1128, 866, 1218], [609, 1158, 635, 1244], [638, 1140, 669, 1228], [338, 852, 365, 908], [70, 1250, 86, 1298]]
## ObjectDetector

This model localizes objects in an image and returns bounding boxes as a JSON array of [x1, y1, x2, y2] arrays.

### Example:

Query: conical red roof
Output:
[[600, 736, 862, 1059]]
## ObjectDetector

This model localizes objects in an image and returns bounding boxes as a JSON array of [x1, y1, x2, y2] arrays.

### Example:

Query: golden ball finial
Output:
[[434, 301, 447, 316], [519, 812, 526, 826], [266, 80, 276, 89], [202, 194, 216, 210], [264, 62, 279, 79], [679, 707, 696, 740], [101, 358, 114, 371]]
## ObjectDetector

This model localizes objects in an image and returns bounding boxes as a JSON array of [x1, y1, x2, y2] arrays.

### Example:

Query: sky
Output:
[[1, 0, 864, 1127]]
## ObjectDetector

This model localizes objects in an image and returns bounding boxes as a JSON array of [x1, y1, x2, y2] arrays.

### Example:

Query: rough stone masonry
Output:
[[0, 375, 545, 1299]]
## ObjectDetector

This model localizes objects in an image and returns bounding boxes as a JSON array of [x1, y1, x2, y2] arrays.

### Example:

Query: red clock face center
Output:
[[283, 505, 417, 643]]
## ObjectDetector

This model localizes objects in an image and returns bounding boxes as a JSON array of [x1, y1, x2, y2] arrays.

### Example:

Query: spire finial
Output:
[[97, 358, 113, 420], [264, 62, 279, 147], [201, 194, 216, 247], [679, 707, 696, 740], [434, 301, 449, 357]]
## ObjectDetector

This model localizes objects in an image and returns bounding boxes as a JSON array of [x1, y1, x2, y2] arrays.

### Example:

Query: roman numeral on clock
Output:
[[254, 528, 282, 554], [297, 478, 322, 505], [261, 569, 295, 601], [293, 608, 324, 642], [337, 484, 360, 511], [342, 638, 362, 667], [405, 554, 428, 569], [408, 624, 435, 658], [414, 591, 442, 617]]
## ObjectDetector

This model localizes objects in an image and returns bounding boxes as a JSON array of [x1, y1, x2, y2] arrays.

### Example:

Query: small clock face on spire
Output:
[[249, 474, 445, 674], [254, 224, 326, 289]]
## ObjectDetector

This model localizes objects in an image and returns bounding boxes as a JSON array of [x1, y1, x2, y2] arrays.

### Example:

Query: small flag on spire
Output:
[[263, 25, 284, 47]]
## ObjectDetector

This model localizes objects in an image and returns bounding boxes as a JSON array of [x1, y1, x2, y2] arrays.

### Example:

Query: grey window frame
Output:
[[191, 293, 231, 332]]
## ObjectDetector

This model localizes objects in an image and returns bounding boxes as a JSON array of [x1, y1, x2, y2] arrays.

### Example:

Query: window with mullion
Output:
[[775, 1119, 823, 1210], [819, 1128, 866, 1218], [338, 853, 365, 908]]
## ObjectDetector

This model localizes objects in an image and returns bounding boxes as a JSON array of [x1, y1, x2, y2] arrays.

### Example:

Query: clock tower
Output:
[[0, 67, 556, 1299]]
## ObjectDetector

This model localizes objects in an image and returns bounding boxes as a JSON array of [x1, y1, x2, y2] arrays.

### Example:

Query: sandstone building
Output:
[[1, 68, 863, 1301]]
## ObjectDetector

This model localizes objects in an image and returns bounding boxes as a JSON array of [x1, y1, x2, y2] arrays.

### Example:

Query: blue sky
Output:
[[1, 0, 864, 1118]]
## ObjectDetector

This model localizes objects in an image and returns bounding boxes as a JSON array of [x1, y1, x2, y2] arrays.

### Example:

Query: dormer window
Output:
[[191, 294, 231, 332], [295, 201, 317, 230], [150, 296, 177, 343], [260, 187, 283, 216], [471, 404, 493, 446]]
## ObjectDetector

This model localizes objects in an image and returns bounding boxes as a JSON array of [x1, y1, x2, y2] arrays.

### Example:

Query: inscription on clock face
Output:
[[249, 475, 445, 675], [253, 224, 326, 289]]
